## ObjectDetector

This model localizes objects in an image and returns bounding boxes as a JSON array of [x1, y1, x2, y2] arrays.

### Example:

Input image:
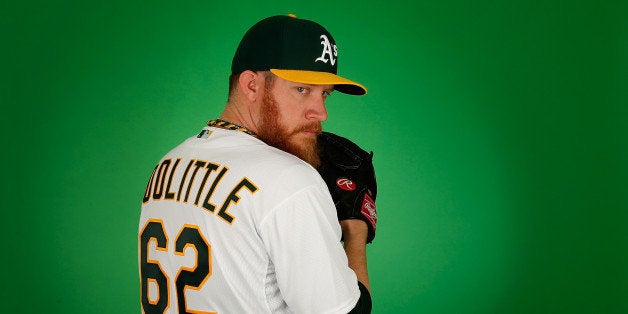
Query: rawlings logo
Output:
[[315, 34, 337, 66], [361, 193, 377, 228], [336, 178, 356, 191]]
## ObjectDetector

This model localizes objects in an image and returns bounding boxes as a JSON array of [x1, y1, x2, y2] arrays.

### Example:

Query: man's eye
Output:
[[322, 91, 332, 97], [296, 87, 307, 94]]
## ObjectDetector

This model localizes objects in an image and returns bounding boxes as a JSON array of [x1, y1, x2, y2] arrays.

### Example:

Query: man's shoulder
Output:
[[165, 128, 320, 185]]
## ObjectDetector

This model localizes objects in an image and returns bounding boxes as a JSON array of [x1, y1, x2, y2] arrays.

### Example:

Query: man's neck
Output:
[[220, 101, 259, 134]]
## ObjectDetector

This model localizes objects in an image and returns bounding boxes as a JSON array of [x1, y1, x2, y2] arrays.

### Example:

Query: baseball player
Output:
[[139, 14, 377, 313]]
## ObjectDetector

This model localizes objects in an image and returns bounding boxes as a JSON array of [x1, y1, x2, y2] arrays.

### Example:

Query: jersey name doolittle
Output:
[[142, 157, 258, 224]]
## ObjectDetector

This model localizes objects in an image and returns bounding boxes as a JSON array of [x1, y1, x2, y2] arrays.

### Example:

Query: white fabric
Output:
[[139, 127, 360, 313]]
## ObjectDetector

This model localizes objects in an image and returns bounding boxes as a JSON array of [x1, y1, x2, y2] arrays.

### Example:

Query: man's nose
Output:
[[307, 96, 328, 122]]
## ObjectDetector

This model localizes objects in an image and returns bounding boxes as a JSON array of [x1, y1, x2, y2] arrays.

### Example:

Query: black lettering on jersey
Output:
[[177, 160, 195, 202], [142, 164, 159, 204], [142, 158, 260, 226], [164, 158, 181, 200], [201, 166, 228, 213], [139, 220, 170, 313], [152, 159, 172, 200], [183, 160, 206, 203], [194, 162, 219, 206], [217, 178, 258, 224]]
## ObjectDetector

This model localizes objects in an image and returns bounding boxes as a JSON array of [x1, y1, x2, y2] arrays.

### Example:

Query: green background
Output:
[[3, 1, 627, 313]]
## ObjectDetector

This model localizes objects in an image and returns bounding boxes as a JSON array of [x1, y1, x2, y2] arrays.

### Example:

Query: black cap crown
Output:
[[231, 15, 366, 95]]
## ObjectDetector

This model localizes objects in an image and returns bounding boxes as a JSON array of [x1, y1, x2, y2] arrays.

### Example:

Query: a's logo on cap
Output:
[[336, 177, 355, 191], [315, 34, 337, 66]]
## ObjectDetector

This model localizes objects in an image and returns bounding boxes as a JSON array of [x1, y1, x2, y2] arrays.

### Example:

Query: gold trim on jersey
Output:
[[205, 118, 256, 136], [142, 158, 259, 225]]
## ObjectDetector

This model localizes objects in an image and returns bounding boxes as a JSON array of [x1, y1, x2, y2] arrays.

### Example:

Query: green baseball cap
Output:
[[231, 14, 367, 95]]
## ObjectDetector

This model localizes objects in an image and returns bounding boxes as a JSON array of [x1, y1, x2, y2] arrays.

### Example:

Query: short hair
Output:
[[262, 71, 275, 92]]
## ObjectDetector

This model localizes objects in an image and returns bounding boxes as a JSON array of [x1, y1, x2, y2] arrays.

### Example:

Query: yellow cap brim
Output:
[[270, 69, 367, 95]]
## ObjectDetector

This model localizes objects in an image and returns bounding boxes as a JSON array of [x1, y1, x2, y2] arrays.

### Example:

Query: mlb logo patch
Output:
[[197, 129, 213, 139]]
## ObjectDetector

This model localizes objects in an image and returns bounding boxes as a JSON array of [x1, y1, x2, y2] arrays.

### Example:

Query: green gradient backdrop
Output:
[[3, 1, 627, 313]]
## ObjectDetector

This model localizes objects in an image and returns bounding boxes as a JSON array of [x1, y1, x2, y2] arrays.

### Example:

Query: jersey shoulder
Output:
[[170, 127, 324, 196]]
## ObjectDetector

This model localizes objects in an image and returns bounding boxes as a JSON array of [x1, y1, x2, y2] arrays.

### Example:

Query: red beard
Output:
[[256, 91, 322, 168]]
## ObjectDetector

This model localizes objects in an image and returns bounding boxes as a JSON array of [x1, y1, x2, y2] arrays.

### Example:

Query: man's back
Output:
[[139, 127, 360, 313]]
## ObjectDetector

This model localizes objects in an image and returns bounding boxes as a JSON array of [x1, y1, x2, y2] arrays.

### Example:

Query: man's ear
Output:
[[238, 70, 261, 101]]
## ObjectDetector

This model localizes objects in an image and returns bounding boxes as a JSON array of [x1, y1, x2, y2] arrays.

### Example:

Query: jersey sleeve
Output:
[[258, 183, 361, 314]]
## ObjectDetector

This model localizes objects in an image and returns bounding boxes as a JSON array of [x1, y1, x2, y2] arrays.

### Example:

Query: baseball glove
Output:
[[318, 132, 378, 243]]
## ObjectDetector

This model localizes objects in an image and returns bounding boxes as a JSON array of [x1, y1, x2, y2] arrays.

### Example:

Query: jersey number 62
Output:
[[139, 220, 214, 314]]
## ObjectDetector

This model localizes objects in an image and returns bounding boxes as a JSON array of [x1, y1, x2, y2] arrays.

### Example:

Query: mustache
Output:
[[291, 123, 322, 135]]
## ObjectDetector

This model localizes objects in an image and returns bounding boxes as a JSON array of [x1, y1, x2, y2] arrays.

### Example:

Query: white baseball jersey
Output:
[[139, 126, 360, 313]]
